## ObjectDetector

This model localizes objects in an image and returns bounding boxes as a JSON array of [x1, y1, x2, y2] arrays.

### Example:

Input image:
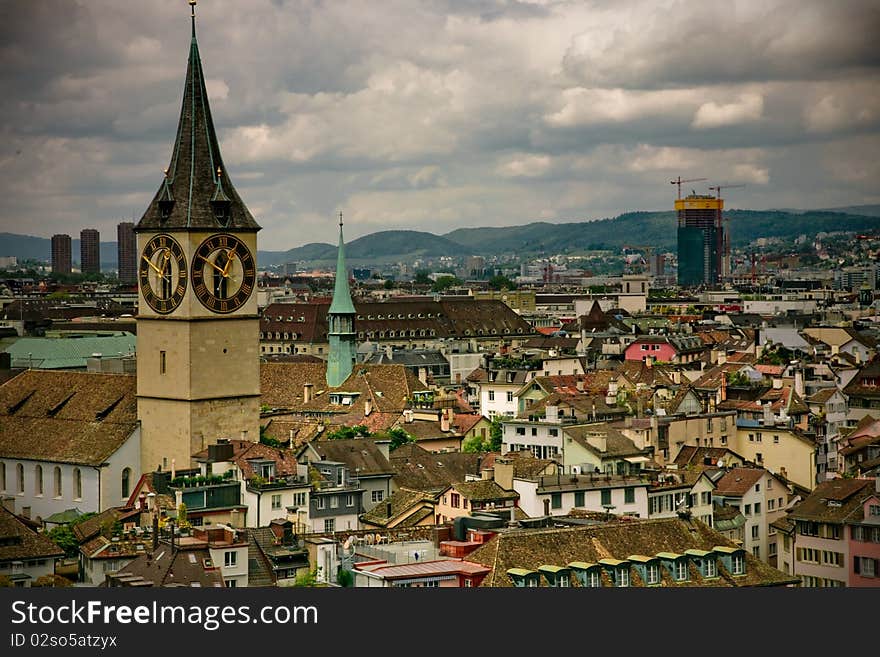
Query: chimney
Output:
[[720, 370, 727, 402], [576, 378, 585, 393], [152, 512, 159, 551], [441, 411, 450, 432], [772, 376, 782, 390], [404, 409, 414, 423], [304, 383, 313, 404], [763, 400, 773, 425], [793, 365, 804, 398], [586, 432, 607, 453], [364, 398, 373, 417], [418, 367, 429, 386], [645, 356, 653, 368]]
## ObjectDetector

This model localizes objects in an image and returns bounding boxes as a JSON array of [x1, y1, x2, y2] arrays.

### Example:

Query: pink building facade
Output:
[[849, 492, 880, 587]]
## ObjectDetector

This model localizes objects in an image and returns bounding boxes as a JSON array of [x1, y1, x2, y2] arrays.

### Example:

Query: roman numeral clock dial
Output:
[[139, 234, 188, 314], [192, 234, 256, 313]]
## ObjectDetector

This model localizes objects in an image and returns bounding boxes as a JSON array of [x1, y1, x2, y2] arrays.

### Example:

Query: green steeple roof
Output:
[[328, 216, 355, 315], [135, 4, 259, 233]]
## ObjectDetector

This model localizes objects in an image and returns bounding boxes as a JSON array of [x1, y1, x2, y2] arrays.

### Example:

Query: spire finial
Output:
[[339, 211, 344, 228], [189, 0, 197, 34]]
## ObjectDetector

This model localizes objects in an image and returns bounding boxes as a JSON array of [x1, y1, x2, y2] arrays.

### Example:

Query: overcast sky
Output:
[[2, 0, 879, 249]]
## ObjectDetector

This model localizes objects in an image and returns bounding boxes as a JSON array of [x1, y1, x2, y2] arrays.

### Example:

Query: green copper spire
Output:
[[326, 212, 357, 388], [329, 213, 356, 314]]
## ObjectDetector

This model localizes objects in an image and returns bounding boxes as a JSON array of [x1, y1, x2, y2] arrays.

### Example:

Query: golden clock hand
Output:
[[142, 254, 164, 275], [197, 254, 227, 275], [221, 246, 237, 277], [160, 252, 171, 276]]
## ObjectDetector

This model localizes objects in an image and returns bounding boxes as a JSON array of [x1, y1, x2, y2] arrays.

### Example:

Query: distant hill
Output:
[[0, 233, 119, 269], [5, 208, 880, 269], [257, 230, 466, 267]]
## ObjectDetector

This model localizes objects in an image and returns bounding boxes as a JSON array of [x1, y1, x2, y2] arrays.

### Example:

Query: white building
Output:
[[0, 370, 140, 523], [512, 472, 650, 519]]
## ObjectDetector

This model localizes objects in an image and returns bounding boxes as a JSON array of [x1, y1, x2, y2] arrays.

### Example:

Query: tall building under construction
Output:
[[676, 194, 725, 287]]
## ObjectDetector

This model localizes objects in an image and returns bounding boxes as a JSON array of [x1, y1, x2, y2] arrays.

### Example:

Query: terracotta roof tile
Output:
[[0, 370, 137, 465]]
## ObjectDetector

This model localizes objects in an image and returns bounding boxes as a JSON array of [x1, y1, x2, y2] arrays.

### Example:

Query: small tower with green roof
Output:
[[326, 213, 357, 388]]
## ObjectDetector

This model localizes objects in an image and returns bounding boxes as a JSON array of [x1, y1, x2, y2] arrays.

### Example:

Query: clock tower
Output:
[[135, 4, 261, 472]]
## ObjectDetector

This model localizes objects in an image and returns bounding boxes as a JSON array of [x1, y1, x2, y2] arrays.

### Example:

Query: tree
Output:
[[325, 425, 370, 440], [413, 270, 432, 285], [488, 274, 516, 291], [431, 276, 461, 292], [336, 567, 353, 587], [462, 418, 502, 453], [46, 525, 79, 558], [488, 417, 503, 451], [385, 427, 416, 451], [383, 278, 396, 290], [293, 566, 320, 587]]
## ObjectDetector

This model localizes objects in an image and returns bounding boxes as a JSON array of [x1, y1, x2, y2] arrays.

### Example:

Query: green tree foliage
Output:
[[336, 567, 354, 587], [46, 525, 80, 558], [385, 427, 416, 451], [259, 424, 286, 447], [325, 425, 370, 440], [488, 274, 516, 291], [462, 418, 502, 453], [413, 270, 432, 285], [431, 275, 461, 292]]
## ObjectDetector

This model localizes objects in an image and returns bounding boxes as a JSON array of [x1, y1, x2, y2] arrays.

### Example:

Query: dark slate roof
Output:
[[390, 443, 484, 493], [72, 506, 140, 544], [467, 517, 797, 587], [111, 541, 224, 587], [359, 487, 438, 528], [304, 438, 393, 476], [450, 479, 519, 502], [0, 370, 137, 465], [786, 479, 875, 523], [563, 423, 650, 459], [135, 16, 259, 233], [0, 507, 65, 563]]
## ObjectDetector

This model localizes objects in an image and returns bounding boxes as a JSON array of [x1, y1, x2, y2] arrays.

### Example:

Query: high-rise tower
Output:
[[51, 234, 72, 275], [80, 228, 100, 274], [117, 222, 137, 284], [326, 214, 357, 388], [676, 194, 724, 287], [135, 4, 261, 472]]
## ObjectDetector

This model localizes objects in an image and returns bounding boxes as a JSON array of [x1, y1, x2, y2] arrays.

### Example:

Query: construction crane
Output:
[[708, 183, 746, 199], [670, 176, 707, 199], [708, 184, 746, 280]]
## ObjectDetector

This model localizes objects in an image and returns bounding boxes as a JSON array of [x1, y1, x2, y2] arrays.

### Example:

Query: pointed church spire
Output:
[[329, 212, 355, 315], [136, 1, 259, 233], [326, 212, 357, 388]]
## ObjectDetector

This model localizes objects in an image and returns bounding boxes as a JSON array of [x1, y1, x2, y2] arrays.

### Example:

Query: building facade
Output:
[[80, 228, 100, 274], [116, 221, 137, 284], [51, 234, 72, 275]]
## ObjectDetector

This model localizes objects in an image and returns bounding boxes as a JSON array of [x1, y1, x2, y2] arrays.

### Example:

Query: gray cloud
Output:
[[0, 0, 878, 249]]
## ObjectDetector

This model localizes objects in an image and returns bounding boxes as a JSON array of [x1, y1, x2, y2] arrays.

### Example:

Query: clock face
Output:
[[139, 234, 188, 314], [191, 233, 256, 313]]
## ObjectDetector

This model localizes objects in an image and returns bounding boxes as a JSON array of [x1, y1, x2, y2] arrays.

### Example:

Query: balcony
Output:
[[247, 474, 309, 490]]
